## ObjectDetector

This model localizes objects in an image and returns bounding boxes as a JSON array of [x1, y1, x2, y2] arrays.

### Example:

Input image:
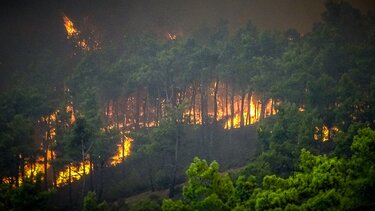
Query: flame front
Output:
[[111, 134, 134, 166], [62, 14, 100, 51], [63, 15, 79, 38], [56, 161, 91, 187]]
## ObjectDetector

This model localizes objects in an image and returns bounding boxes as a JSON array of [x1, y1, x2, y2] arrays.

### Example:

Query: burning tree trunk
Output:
[[135, 89, 141, 130], [230, 87, 235, 129], [225, 83, 229, 128], [51, 149, 57, 188], [240, 92, 246, 128], [68, 164, 72, 208], [89, 156, 93, 192], [42, 130, 48, 189], [259, 96, 267, 120], [192, 85, 197, 125], [213, 79, 219, 124], [200, 83, 209, 148], [246, 92, 251, 125]]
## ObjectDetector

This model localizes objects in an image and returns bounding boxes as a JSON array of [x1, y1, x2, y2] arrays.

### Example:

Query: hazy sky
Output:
[[0, 0, 374, 90], [1, 0, 375, 68]]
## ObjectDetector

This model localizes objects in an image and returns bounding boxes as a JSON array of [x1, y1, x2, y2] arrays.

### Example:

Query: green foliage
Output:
[[164, 128, 375, 210], [83, 191, 108, 211], [162, 157, 233, 211], [129, 199, 162, 211], [0, 177, 53, 211]]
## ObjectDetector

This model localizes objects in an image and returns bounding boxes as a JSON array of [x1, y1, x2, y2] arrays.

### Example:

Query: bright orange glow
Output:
[[56, 161, 91, 187], [63, 15, 79, 38], [2, 177, 13, 184], [314, 125, 338, 142], [168, 33, 177, 40], [62, 14, 100, 51], [66, 104, 76, 124], [111, 135, 134, 166], [322, 125, 330, 142]]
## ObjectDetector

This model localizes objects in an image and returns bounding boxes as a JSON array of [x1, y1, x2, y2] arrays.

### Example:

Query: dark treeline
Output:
[[0, 1, 375, 210]]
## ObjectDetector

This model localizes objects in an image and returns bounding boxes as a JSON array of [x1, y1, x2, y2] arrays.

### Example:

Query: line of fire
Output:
[[1, 14, 337, 191], [1, 81, 336, 188]]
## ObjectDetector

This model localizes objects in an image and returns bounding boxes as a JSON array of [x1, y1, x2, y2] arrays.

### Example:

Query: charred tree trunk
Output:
[[240, 92, 246, 128], [230, 86, 235, 129], [89, 157, 93, 192], [135, 89, 141, 130], [43, 134, 49, 190], [20, 158, 24, 185], [259, 96, 267, 120], [225, 83, 229, 129], [145, 91, 150, 127], [246, 93, 251, 125], [200, 83, 209, 151], [51, 150, 57, 188], [213, 79, 219, 124], [81, 138, 86, 198], [122, 136, 125, 162], [192, 85, 196, 125]]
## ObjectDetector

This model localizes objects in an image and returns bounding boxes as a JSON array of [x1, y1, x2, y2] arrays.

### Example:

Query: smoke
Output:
[[0, 0, 374, 90]]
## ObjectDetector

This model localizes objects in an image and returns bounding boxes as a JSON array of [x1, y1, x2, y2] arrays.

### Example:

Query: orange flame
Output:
[[63, 15, 79, 38], [111, 135, 134, 166], [56, 161, 91, 187]]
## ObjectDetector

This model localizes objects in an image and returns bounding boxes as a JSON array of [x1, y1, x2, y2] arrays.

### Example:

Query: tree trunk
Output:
[[81, 138, 86, 198], [143, 91, 148, 127], [122, 136, 125, 162], [98, 161, 104, 200], [43, 136, 48, 190], [147, 157, 155, 192], [225, 83, 229, 129], [246, 93, 251, 125], [20, 158, 24, 185], [169, 122, 180, 198], [230, 87, 235, 129], [89, 157, 93, 191], [51, 149, 57, 188], [68, 164, 72, 208], [213, 79, 219, 124], [259, 96, 266, 120], [192, 85, 196, 125], [135, 89, 140, 130], [240, 92, 246, 128]]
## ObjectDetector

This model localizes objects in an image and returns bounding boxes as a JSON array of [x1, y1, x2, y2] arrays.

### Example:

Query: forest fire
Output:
[[2, 82, 278, 188], [63, 15, 79, 38], [111, 135, 134, 166], [56, 161, 91, 187], [62, 14, 101, 51]]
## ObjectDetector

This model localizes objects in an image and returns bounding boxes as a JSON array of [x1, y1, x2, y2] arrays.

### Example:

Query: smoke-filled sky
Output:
[[0, 0, 374, 86]]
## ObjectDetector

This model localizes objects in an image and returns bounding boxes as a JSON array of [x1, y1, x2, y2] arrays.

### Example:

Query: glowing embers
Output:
[[62, 14, 101, 51], [168, 33, 177, 40], [56, 161, 91, 187], [314, 125, 340, 142], [66, 103, 76, 124], [111, 134, 134, 166]]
